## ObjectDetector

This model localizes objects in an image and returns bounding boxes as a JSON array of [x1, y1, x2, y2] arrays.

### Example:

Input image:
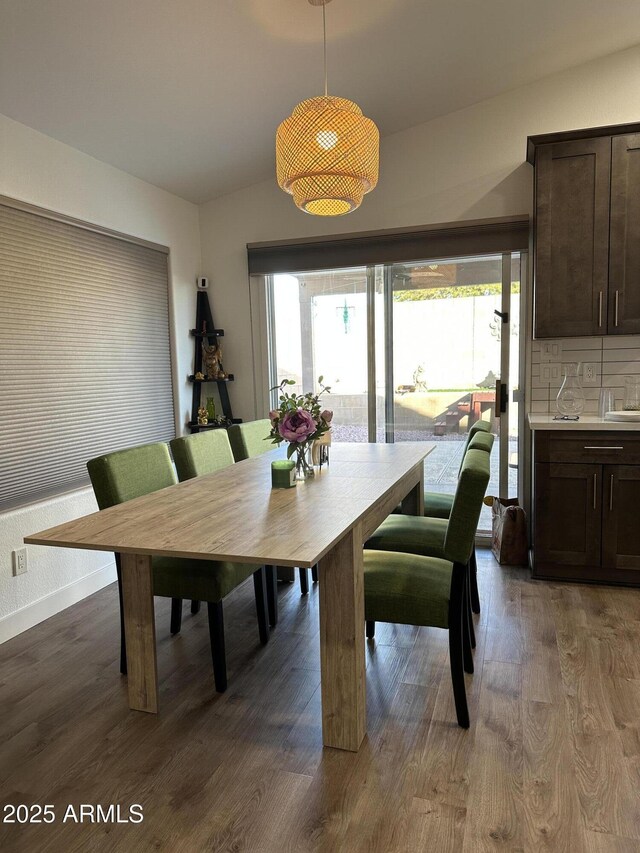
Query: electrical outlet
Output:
[[12, 547, 27, 576], [583, 362, 598, 386]]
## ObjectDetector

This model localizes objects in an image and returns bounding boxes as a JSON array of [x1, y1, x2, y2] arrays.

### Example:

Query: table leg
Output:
[[318, 521, 366, 751], [120, 553, 158, 714], [400, 462, 425, 516]]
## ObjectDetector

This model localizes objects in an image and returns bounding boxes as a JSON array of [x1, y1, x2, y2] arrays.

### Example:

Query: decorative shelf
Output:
[[188, 374, 234, 383], [190, 328, 224, 338], [187, 419, 241, 431]]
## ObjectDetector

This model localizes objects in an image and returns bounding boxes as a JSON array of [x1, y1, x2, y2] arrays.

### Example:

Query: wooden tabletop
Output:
[[25, 442, 434, 568]]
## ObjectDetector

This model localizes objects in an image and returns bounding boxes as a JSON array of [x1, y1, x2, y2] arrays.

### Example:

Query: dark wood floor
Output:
[[1, 551, 639, 852]]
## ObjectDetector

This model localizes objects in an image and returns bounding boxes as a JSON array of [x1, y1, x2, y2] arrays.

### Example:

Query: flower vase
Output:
[[294, 442, 314, 481]]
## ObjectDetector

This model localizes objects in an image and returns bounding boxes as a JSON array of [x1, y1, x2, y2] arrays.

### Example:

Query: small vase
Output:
[[205, 396, 217, 420], [294, 442, 314, 481], [556, 362, 585, 416]]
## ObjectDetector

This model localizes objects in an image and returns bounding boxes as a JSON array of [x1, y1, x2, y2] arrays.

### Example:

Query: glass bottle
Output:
[[623, 376, 640, 411], [205, 396, 217, 421], [556, 362, 585, 416]]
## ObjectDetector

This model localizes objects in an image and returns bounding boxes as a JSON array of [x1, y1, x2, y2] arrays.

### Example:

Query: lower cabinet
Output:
[[533, 432, 640, 585]]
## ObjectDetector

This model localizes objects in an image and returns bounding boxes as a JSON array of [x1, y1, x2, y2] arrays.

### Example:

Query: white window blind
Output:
[[0, 201, 175, 511]]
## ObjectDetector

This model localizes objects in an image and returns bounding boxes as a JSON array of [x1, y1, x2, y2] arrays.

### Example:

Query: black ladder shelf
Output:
[[187, 290, 242, 433]]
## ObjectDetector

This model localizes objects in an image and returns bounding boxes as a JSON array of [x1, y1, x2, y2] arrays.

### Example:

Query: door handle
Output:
[[609, 473, 614, 511], [593, 473, 597, 510], [615, 290, 620, 327], [598, 291, 603, 327], [583, 446, 623, 451], [495, 380, 508, 418]]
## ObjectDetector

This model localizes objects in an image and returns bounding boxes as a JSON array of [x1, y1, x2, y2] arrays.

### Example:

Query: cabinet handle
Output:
[[583, 446, 623, 450], [609, 473, 614, 511], [593, 473, 597, 510], [598, 291, 603, 327], [615, 290, 620, 327]]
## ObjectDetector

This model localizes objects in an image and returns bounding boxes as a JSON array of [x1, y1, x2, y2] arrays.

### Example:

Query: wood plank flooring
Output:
[[1, 551, 639, 852]]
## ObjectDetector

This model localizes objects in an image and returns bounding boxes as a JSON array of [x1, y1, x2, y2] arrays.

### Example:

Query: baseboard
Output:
[[0, 561, 117, 645]]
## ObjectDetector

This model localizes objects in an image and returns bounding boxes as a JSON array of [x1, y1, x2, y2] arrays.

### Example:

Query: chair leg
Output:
[[311, 563, 318, 583], [170, 598, 183, 635], [116, 556, 127, 675], [265, 565, 278, 627], [366, 620, 376, 639], [253, 567, 270, 646], [191, 600, 201, 615], [299, 567, 309, 595], [466, 568, 476, 650], [449, 562, 470, 728], [462, 582, 474, 675], [470, 547, 480, 614], [207, 601, 227, 693]]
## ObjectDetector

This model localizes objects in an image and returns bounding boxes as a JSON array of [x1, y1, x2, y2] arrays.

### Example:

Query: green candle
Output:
[[271, 460, 296, 489]]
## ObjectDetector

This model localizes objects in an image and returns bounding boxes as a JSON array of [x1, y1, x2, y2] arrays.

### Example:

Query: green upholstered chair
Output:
[[87, 442, 269, 692], [228, 419, 273, 462], [364, 448, 491, 728], [370, 431, 494, 647], [170, 429, 235, 481], [423, 420, 491, 519], [228, 419, 312, 613], [424, 425, 494, 615]]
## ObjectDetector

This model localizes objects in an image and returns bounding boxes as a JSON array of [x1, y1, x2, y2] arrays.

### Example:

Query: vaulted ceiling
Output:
[[1, 0, 639, 203]]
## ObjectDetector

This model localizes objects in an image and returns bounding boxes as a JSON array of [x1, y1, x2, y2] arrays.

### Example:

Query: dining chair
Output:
[[171, 428, 235, 481], [423, 424, 494, 615], [363, 448, 491, 728], [368, 431, 494, 650], [228, 419, 312, 611], [87, 441, 269, 692]]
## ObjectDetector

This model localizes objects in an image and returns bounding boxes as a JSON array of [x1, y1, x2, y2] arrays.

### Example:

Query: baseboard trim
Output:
[[0, 561, 117, 645]]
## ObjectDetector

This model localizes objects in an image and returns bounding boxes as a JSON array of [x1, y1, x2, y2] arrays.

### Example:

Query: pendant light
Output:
[[276, 0, 379, 216]]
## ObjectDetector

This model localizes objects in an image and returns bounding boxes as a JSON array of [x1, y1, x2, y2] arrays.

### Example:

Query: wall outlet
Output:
[[12, 547, 27, 576], [583, 362, 598, 386]]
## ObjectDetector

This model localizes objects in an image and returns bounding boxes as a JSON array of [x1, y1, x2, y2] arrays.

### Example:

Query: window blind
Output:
[[0, 201, 175, 511], [247, 215, 530, 275]]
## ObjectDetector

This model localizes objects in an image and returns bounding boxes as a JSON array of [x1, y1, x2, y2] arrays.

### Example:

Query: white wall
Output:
[[199, 44, 640, 421], [0, 114, 201, 640]]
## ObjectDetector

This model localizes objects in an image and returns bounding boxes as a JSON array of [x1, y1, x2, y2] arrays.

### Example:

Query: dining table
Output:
[[25, 441, 434, 752]]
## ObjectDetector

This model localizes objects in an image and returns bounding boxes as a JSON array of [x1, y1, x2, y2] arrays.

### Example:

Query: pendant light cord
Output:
[[323, 2, 328, 96]]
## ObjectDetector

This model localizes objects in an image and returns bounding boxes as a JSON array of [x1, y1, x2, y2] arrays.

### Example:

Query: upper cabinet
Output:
[[528, 123, 640, 339]]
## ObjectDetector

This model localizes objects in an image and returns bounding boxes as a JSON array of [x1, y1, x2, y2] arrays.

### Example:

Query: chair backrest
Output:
[[170, 430, 235, 481], [227, 419, 273, 462], [457, 419, 491, 475], [87, 442, 176, 509], [468, 431, 494, 454], [445, 448, 491, 565]]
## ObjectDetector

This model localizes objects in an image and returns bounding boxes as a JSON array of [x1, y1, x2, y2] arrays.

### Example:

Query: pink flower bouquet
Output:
[[266, 377, 333, 467]]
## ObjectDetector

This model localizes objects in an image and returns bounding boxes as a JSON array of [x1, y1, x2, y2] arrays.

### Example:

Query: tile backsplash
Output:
[[531, 335, 640, 415]]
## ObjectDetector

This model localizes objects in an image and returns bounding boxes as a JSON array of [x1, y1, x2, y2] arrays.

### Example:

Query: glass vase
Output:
[[556, 362, 585, 416], [205, 396, 217, 420], [294, 442, 314, 481]]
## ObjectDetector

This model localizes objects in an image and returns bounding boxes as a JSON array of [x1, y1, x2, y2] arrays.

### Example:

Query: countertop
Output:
[[528, 414, 640, 431]]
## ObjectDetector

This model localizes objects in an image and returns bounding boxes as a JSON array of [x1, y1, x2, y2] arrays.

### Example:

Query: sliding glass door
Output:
[[268, 252, 522, 532]]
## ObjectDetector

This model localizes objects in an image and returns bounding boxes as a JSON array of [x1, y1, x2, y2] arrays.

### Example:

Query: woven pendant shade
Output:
[[276, 95, 379, 216]]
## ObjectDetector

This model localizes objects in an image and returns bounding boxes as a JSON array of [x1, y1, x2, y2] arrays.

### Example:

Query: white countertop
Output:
[[528, 414, 640, 431]]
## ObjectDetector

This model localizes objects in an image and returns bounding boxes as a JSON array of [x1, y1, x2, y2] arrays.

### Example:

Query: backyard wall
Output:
[[199, 44, 640, 421], [0, 114, 202, 641]]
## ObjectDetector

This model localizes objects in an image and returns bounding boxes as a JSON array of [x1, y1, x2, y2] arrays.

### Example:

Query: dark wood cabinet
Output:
[[609, 133, 640, 334], [532, 431, 640, 585], [602, 465, 640, 571], [534, 462, 601, 567], [528, 122, 640, 339]]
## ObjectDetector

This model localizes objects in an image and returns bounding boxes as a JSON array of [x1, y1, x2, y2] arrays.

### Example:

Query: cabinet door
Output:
[[609, 133, 640, 334], [602, 465, 640, 570], [534, 463, 601, 566], [534, 138, 611, 338]]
